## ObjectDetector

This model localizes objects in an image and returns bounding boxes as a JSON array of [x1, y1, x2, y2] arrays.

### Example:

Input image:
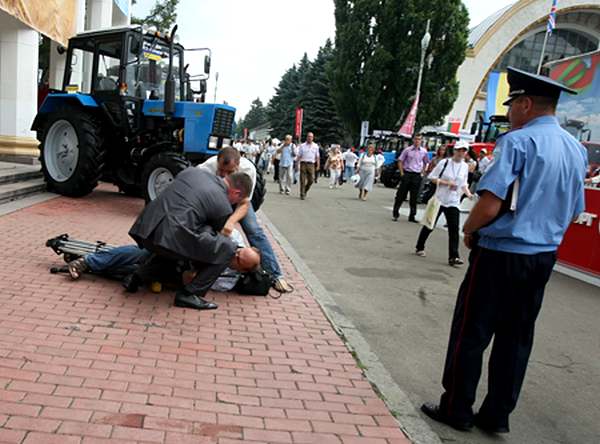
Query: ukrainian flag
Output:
[[486, 71, 510, 120]]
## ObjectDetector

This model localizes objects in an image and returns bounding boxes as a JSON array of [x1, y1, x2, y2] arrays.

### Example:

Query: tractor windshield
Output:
[[125, 36, 182, 101]]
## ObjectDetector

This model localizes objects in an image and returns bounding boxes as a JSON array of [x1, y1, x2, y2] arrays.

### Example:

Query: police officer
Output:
[[421, 67, 588, 434]]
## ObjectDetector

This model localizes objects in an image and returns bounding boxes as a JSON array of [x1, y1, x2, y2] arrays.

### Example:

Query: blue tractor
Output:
[[32, 25, 235, 202]]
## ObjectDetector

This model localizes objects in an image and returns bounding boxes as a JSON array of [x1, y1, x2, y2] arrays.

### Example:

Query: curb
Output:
[[259, 211, 443, 444], [0, 192, 58, 217]]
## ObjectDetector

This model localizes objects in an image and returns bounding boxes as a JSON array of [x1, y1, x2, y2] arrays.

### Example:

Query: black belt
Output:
[[405, 171, 421, 174]]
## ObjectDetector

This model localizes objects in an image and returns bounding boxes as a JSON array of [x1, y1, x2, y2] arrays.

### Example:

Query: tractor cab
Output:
[[32, 25, 236, 202]]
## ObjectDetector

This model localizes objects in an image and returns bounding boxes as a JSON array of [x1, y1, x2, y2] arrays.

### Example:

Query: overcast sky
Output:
[[133, 0, 516, 117]]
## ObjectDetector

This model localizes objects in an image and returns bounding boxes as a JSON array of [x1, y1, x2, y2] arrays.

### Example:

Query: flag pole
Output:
[[536, 31, 550, 75]]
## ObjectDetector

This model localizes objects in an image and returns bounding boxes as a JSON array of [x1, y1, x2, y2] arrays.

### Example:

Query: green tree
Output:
[[302, 40, 345, 144], [267, 64, 301, 139], [243, 98, 269, 130], [331, 0, 469, 140], [132, 0, 179, 30]]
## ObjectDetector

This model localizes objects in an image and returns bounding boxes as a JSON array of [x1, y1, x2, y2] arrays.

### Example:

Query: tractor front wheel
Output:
[[142, 153, 189, 203], [39, 111, 104, 197]]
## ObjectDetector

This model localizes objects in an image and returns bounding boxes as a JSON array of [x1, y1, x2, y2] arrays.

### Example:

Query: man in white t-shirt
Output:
[[198, 147, 293, 293], [343, 149, 359, 183]]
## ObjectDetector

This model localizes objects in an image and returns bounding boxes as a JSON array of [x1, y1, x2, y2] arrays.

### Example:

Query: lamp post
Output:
[[415, 19, 431, 108]]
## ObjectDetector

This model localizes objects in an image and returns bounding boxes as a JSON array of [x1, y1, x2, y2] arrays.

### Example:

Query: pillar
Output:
[[48, 0, 86, 90], [112, 0, 132, 27], [0, 13, 40, 157]]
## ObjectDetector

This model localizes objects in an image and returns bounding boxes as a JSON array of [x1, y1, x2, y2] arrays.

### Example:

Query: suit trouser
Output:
[[415, 205, 460, 259], [300, 162, 316, 198], [393, 172, 422, 219], [135, 251, 229, 299], [439, 246, 556, 426]]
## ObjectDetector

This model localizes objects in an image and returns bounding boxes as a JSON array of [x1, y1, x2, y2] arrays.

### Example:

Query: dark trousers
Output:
[[393, 172, 422, 219], [135, 252, 228, 299], [273, 159, 280, 182], [415, 205, 460, 259], [300, 162, 316, 198], [439, 246, 556, 426]]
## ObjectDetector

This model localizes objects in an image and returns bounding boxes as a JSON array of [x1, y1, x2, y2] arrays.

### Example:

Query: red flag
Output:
[[398, 97, 419, 138], [294, 107, 304, 139]]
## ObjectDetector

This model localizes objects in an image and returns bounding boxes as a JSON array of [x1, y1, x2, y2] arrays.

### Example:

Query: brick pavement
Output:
[[0, 185, 411, 444]]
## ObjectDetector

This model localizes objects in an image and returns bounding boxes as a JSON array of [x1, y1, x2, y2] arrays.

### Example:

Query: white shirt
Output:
[[198, 156, 257, 198], [430, 158, 469, 208], [358, 153, 377, 172], [211, 229, 246, 292], [376, 154, 385, 169], [478, 156, 493, 174], [343, 151, 358, 167]]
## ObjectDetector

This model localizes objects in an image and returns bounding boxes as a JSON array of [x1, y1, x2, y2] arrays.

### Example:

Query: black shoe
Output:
[[408, 217, 419, 223], [420, 403, 473, 432], [122, 273, 142, 293], [449, 258, 464, 267], [474, 414, 509, 434], [174, 291, 218, 310]]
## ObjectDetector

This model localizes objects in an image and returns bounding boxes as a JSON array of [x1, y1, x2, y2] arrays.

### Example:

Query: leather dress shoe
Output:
[[420, 403, 473, 431], [474, 414, 509, 434], [174, 291, 218, 310], [122, 273, 142, 293], [408, 217, 419, 223]]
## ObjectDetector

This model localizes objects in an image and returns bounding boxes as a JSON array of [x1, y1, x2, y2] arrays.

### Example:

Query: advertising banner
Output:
[[398, 97, 419, 138], [485, 71, 509, 121], [0, 0, 78, 46], [294, 107, 304, 140]]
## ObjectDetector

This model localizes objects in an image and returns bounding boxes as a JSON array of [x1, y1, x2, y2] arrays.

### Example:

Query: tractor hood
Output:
[[142, 101, 236, 154]]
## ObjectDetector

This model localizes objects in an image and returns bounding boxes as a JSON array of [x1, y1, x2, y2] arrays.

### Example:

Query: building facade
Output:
[[449, 0, 600, 130], [0, 0, 131, 159]]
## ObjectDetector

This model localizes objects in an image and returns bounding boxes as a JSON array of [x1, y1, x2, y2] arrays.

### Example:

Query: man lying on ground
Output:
[[66, 229, 258, 295], [198, 147, 294, 293], [129, 167, 255, 310]]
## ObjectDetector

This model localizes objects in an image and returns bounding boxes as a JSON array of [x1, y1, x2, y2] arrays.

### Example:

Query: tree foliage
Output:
[[330, 0, 469, 140], [267, 45, 345, 144], [242, 98, 269, 130], [132, 0, 180, 31]]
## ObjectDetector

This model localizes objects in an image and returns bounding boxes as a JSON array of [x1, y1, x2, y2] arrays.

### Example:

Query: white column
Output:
[[112, 0, 131, 27], [82, 0, 113, 92], [0, 18, 39, 153], [49, 0, 86, 90]]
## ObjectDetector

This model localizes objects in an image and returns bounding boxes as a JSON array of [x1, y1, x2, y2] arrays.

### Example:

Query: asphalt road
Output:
[[261, 174, 600, 444]]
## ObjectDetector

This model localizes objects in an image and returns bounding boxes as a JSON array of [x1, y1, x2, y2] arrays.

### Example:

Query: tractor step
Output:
[[0, 178, 46, 205]]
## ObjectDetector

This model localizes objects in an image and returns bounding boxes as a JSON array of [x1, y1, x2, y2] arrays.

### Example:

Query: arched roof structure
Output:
[[449, 0, 600, 128]]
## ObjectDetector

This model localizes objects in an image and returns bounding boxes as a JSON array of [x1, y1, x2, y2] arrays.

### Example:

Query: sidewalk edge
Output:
[[0, 192, 58, 217], [259, 211, 442, 444]]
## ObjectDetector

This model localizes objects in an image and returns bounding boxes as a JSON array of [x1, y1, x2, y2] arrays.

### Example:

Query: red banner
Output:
[[294, 108, 304, 139], [398, 97, 419, 138], [243, 128, 248, 140]]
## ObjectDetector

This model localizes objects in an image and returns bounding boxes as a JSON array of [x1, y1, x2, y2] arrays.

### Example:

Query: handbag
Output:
[[421, 159, 450, 230], [423, 159, 450, 203], [234, 268, 273, 296]]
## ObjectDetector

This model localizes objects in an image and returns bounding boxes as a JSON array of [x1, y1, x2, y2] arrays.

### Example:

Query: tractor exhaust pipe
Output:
[[164, 24, 178, 118]]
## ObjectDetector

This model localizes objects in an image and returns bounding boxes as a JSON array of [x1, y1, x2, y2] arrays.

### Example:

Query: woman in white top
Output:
[[415, 141, 473, 266], [356, 144, 377, 201]]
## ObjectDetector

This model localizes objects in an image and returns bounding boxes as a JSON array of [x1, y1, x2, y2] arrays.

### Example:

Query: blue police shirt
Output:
[[476, 115, 588, 254]]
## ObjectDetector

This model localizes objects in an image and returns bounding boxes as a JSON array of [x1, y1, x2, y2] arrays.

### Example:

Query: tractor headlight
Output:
[[208, 136, 218, 149], [222, 138, 232, 148]]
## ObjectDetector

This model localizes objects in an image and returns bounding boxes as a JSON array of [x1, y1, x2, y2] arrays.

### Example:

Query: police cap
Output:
[[502, 67, 577, 106]]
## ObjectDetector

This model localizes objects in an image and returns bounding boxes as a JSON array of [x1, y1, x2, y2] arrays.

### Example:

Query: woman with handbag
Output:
[[415, 141, 473, 266]]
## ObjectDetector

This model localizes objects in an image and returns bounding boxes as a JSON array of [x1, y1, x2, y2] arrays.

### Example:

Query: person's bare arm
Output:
[[462, 191, 503, 248], [222, 198, 250, 236], [397, 160, 404, 176]]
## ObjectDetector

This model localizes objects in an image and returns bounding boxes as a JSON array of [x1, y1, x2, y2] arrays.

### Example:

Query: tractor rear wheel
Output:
[[39, 111, 104, 197], [252, 168, 267, 211], [142, 152, 189, 202]]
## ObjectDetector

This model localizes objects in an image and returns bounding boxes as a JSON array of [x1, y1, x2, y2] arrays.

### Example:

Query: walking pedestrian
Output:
[[342, 148, 359, 183], [272, 147, 281, 183], [421, 68, 587, 435], [392, 134, 429, 222], [278, 135, 296, 195], [356, 144, 377, 201], [325, 146, 343, 189], [415, 141, 472, 265], [297, 132, 320, 200], [375, 150, 385, 183]]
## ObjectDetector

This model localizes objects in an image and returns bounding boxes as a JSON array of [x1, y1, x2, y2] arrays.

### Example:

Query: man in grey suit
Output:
[[129, 167, 254, 310]]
